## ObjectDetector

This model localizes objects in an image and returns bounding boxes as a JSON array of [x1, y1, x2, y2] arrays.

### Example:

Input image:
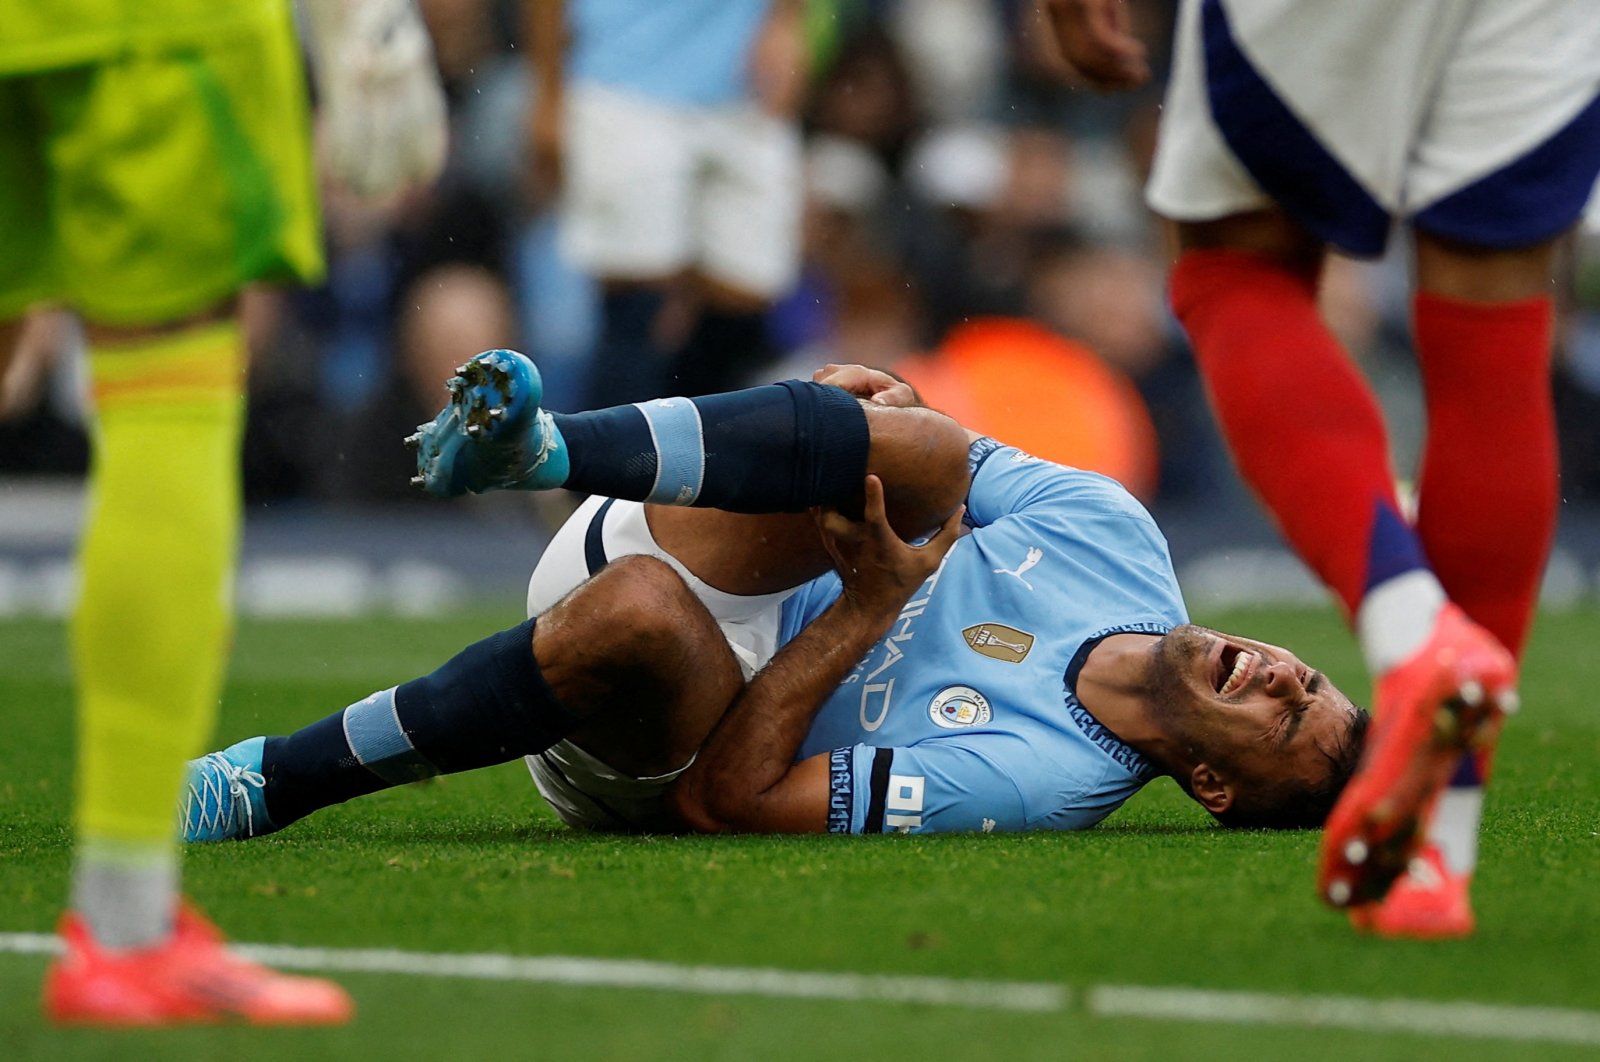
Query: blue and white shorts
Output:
[[523, 495, 798, 830], [1147, 0, 1600, 255]]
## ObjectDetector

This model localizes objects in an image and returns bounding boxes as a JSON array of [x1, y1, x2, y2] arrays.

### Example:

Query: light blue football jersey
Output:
[[779, 438, 1189, 834], [569, 0, 772, 106]]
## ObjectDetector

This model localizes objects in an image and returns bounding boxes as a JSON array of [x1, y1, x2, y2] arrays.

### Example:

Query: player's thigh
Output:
[[1407, 0, 1600, 250], [47, 20, 322, 328], [1173, 209, 1324, 274], [694, 103, 802, 302], [537, 553, 747, 778], [0, 75, 57, 321], [530, 496, 800, 667], [558, 84, 697, 282]]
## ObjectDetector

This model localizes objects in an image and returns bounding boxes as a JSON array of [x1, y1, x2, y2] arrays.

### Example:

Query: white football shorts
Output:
[[559, 82, 802, 298], [526, 738, 689, 832], [1147, 0, 1600, 256], [523, 495, 799, 830]]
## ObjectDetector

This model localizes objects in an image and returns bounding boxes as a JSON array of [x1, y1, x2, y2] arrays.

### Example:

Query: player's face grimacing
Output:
[[1155, 625, 1364, 820]]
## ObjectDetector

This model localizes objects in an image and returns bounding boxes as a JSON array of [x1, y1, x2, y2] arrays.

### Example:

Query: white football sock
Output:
[[1355, 568, 1447, 676], [70, 841, 179, 950], [1426, 783, 1482, 876]]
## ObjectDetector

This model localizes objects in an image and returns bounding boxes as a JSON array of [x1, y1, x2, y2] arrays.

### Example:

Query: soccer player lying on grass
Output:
[[183, 353, 1367, 843]]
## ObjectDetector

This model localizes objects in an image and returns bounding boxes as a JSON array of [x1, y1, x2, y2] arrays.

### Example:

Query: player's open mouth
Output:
[[1213, 644, 1259, 697]]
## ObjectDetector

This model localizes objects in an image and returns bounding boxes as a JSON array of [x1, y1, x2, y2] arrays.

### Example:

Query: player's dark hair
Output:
[[1212, 707, 1371, 831]]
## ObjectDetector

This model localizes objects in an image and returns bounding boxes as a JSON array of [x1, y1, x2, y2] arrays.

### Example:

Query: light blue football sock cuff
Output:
[[342, 687, 441, 786], [635, 397, 706, 505]]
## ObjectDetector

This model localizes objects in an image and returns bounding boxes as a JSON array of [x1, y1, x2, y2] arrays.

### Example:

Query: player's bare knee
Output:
[[585, 555, 704, 648], [536, 554, 726, 708], [541, 556, 685, 652], [865, 404, 970, 538]]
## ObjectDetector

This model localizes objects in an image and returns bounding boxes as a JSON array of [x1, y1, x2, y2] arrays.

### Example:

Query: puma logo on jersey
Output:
[[993, 546, 1043, 590]]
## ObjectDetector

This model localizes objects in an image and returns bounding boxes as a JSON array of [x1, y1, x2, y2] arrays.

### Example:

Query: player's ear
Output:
[[1189, 763, 1234, 814]]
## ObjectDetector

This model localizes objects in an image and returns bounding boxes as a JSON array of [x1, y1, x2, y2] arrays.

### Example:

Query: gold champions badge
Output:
[[961, 623, 1035, 663]]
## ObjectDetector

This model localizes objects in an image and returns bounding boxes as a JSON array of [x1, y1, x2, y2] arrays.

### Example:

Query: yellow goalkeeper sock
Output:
[[70, 320, 245, 943]]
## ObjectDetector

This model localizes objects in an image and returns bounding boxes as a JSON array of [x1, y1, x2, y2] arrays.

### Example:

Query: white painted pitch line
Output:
[[1, 934, 64, 957], [1089, 985, 1600, 1047], [5, 933, 1600, 1046], [0, 934, 1062, 1013], [239, 944, 1068, 1013]]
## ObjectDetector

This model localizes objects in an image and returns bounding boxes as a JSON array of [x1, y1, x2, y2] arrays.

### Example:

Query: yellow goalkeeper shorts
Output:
[[0, 13, 323, 326]]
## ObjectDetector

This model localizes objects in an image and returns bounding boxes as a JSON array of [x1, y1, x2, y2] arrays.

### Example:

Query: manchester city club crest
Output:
[[928, 685, 993, 729]]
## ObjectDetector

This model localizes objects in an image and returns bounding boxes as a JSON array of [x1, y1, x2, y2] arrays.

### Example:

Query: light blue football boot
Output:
[[180, 737, 277, 842], [408, 348, 571, 497]]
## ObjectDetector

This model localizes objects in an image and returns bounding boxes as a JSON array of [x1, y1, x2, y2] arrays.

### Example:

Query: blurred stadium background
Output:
[[4, 0, 1600, 619]]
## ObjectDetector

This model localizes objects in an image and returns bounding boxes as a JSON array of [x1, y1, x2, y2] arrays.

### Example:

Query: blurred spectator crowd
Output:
[[6, 0, 1600, 525]]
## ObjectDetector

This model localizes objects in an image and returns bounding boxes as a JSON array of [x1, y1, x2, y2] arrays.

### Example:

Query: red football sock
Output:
[[1412, 292, 1556, 662], [1171, 248, 1404, 619]]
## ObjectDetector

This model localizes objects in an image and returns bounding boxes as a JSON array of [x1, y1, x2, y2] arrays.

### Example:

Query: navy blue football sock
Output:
[[260, 619, 580, 826], [551, 380, 869, 513]]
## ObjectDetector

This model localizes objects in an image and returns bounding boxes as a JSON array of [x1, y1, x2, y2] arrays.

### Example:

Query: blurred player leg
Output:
[[668, 99, 802, 396], [1346, 0, 1600, 933], [670, 294, 772, 398], [48, 319, 347, 1025], [18, 13, 354, 1021], [1349, 237, 1564, 938], [561, 85, 696, 406], [69, 318, 245, 951], [1170, 216, 1443, 638], [0, 319, 22, 409], [1168, 216, 1514, 915], [1150, 0, 1544, 923]]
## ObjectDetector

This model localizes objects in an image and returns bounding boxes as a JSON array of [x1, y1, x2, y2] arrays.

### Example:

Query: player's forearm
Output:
[[523, 0, 566, 100], [674, 597, 896, 832]]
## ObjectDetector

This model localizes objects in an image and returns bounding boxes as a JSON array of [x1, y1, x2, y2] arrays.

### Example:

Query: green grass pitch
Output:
[[2, 607, 1597, 1060]]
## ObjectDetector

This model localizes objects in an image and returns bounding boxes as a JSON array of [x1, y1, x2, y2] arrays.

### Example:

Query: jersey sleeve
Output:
[[961, 438, 1187, 625], [825, 739, 1029, 835], [964, 436, 1154, 531], [779, 571, 843, 645]]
